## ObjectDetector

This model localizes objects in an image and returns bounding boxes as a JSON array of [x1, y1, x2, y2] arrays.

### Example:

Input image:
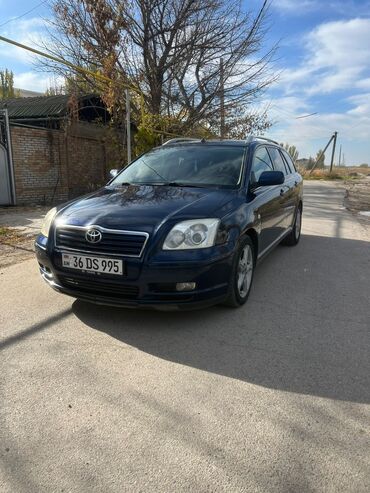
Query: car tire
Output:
[[223, 235, 255, 308], [282, 204, 302, 246]]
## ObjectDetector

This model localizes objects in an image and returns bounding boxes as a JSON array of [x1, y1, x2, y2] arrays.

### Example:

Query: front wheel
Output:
[[223, 236, 255, 307]]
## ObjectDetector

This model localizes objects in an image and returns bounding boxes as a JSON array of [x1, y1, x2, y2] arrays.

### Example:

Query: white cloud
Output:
[[356, 78, 370, 90], [0, 17, 48, 65], [273, 0, 318, 12], [0, 15, 60, 92], [13, 71, 50, 92], [279, 18, 370, 95], [272, 0, 370, 16], [346, 93, 370, 117], [267, 18, 370, 163], [268, 108, 370, 164]]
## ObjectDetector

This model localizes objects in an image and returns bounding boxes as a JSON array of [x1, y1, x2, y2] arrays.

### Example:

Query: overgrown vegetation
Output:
[[298, 167, 369, 181]]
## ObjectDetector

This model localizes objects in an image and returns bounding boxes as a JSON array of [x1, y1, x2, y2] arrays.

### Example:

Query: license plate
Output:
[[62, 253, 123, 275]]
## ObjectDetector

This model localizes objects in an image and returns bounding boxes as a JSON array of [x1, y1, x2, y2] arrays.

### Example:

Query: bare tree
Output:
[[42, 0, 276, 137]]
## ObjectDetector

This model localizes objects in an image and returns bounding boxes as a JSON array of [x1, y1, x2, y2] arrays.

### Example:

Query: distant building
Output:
[[0, 94, 120, 206], [296, 158, 309, 168], [0, 93, 110, 128]]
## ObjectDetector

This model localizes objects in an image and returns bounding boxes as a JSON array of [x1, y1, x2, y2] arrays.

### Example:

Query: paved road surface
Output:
[[1, 182, 369, 492]]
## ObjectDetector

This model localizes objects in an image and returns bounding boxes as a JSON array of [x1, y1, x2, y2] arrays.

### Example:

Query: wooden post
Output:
[[309, 134, 334, 174], [220, 58, 225, 139], [329, 131, 337, 173], [125, 89, 131, 164]]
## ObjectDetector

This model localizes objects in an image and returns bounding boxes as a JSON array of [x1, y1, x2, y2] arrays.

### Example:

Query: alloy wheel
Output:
[[237, 244, 253, 298]]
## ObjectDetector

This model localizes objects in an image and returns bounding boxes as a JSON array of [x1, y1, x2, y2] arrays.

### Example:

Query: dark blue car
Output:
[[35, 136, 303, 310]]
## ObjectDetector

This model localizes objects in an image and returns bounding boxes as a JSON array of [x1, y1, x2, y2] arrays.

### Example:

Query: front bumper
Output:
[[35, 239, 233, 310]]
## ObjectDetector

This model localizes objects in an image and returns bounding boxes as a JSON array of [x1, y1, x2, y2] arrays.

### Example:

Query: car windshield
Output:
[[111, 145, 246, 188]]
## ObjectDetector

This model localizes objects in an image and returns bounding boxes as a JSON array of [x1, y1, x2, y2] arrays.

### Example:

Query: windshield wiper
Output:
[[164, 182, 208, 188]]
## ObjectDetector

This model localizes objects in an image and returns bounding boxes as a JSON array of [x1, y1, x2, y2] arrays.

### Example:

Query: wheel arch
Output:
[[242, 228, 259, 262]]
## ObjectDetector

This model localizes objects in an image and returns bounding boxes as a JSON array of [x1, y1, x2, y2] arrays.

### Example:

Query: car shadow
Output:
[[72, 234, 370, 404]]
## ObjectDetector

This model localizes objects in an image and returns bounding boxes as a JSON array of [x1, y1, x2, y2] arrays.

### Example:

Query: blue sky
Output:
[[0, 0, 369, 164]]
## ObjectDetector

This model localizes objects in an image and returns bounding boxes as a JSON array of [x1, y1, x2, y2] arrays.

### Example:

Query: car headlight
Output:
[[163, 219, 220, 250], [40, 207, 57, 237]]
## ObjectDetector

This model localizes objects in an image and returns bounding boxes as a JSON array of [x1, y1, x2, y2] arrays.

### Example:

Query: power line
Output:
[[295, 112, 318, 119], [0, 1, 48, 29], [0, 34, 113, 85]]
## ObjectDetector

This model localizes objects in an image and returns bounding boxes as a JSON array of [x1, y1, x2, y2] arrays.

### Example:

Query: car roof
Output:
[[162, 136, 280, 148]]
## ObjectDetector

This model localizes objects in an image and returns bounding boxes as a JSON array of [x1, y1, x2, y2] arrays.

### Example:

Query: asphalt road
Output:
[[1, 182, 369, 493]]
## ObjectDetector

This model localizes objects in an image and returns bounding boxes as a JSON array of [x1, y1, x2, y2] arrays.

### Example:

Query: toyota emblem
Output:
[[85, 228, 102, 243]]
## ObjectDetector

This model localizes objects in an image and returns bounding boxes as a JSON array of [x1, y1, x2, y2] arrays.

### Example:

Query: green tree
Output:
[[45, 84, 65, 96], [315, 149, 325, 169], [280, 143, 299, 162], [0, 69, 18, 99]]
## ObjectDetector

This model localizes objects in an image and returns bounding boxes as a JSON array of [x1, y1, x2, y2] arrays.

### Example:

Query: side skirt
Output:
[[257, 227, 292, 261]]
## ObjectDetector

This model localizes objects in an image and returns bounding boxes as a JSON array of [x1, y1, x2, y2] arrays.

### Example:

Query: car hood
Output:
[[56, 185, 238, 234]]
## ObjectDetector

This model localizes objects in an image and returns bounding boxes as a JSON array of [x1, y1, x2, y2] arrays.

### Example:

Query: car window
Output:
[[111, 145, 246, 188], [250, 146, 274, 183], [281, 149, 296, 173], [268, 147, 289, 175]]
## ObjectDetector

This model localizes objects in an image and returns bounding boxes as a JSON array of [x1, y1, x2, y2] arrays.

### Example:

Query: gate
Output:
[[0, 109, 16, 205]]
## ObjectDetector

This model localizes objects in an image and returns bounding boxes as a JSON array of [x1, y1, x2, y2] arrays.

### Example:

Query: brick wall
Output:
[[10, 123, 111, 205], [66, 122, 108, 198]]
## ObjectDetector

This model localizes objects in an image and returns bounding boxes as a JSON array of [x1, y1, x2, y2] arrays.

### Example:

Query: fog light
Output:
[[176, 282, 196, 292]]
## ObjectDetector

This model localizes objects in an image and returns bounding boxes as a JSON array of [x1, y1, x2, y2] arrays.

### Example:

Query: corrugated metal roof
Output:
[[0, 94, 96, 120]]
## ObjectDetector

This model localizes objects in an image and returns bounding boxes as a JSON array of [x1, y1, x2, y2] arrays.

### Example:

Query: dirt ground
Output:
[[0, 206, 48, 269], [344, 176, 370, 215]]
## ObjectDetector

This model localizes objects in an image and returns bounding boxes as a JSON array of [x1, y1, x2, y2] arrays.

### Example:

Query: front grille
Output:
[[59, 275, 139, 299], [55, 226, 148, 257]]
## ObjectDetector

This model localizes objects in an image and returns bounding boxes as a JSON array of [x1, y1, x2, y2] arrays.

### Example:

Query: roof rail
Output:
[[162, 137, 201, 146], [245, 135, 279, 145]]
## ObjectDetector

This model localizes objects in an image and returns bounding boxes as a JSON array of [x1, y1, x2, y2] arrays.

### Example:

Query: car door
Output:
[[250, 145, 287, 253], [280, 148, 300, 228], [267, 146, 294, 229]]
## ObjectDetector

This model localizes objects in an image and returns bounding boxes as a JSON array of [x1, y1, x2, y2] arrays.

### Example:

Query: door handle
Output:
[[280, 188, 285, 196], [294, 181, 299, 187]]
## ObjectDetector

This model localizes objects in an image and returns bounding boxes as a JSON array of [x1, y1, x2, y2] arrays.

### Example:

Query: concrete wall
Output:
[[10, 122, 115, 205]]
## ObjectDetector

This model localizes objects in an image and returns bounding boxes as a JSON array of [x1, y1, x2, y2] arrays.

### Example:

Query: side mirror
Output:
[[255, 171, 284, 187], [109, 169, 119, 179]]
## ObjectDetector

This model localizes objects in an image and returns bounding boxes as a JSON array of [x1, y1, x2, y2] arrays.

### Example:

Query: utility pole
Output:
[[329, 131, 338, 173], [125, 88, 131, 164], [220, 58, 225, 139], [309, 133, 335, 174]]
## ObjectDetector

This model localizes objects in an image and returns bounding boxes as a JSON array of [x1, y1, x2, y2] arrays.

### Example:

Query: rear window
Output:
[[268, 147, 289, 175], [281, 149, 297, 173]]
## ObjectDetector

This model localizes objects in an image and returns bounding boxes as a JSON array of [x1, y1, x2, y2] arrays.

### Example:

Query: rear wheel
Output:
[[282, 204, 302, 246], [223, 236, 255, 307]]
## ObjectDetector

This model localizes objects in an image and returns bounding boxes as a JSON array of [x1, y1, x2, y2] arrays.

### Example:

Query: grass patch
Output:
[[0, 226, 11, 236]]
